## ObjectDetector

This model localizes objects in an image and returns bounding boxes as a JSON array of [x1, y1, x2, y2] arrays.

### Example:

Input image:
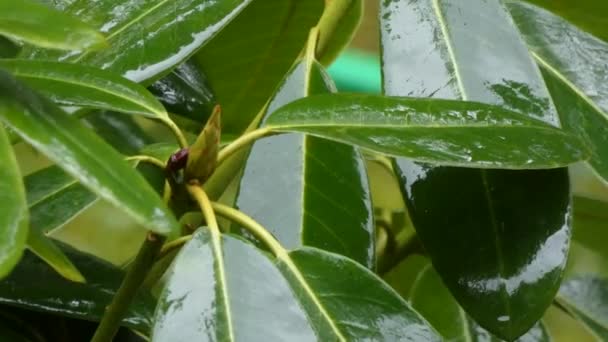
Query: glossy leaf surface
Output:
[[380, 0, 572, 339], [193, 0, 324, 132], [148, 61, 216, 124], [0, 59, 167, 119], [0, 245, 155, 333], [406, 257, 552, 342], [235, 60, 374, 267], [23, 0, 252, 84], [24, 166, 95, 282], [558, 275, 608, 339], [265, 93, 587, 169], [0, 0, 105, 50], [0, 71, 177, 235], [522, 0, 608, 43], [153, 228, 439, 341], [0, 125, 28, 278], [506, 1, 608, 184]]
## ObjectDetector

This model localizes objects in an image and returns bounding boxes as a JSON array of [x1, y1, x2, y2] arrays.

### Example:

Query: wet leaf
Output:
[[148, 61, 216, 125], [0, 125, 28, 278], [265, 93, 587, 169], [558, 275, 608, 339], [506, 1, 608, 184], [234, 35, 373, 267], [153, 228, 439, 341], [0, 244, 155, 333], [380, 0, 572, 339], [193, 0, 324, 132], [0, 0, 105, 50], [185, 105, 221, 183], [0, 70, 177, 235], [0, 59, 167, 119], [22, 0, 253, 84]]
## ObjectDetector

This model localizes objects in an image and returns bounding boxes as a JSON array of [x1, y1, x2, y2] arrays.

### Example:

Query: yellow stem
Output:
[[162, 117, 189, 149], [186, 183, 221, 234], [158, 234, 193, 260], [125, 155, 165, 169], [216, 127, 274, 167]]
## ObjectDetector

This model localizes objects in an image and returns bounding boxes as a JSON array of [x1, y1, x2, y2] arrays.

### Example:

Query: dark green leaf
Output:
[[506, 1, 608, 184], [153, 228, 439, 341], [0, 125, 28, 278], [0, 245, 155, 333], [380, 0, 572, 339], [23, 0, 253, 84], [148, 61, 216, 124], [521, 0, 608, 43], [85, 111, 154, 155], [235, 60, 374, 267], [558, 275, 608, 339], [0, 59, 167, 119], [0, 37, 20, 58], [24, 166, 94, 282], [193, 0, 324, 132], [0, 0, 105, 50], [0, 70, 177, 235], [265, 94, 587, 169]]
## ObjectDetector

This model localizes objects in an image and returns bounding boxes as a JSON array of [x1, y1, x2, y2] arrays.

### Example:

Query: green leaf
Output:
[[0, 59, 167, 119], [558, 275, 608, 340], [506, 1, 608, 184], [407, 258, 552, 342], [0, 244, 155, 333], [265, 93, 587, 169], [380, 0, 572, 339], [85, 111, 154, 155], [0, 37, 20, 58], [148, 61, 216, 124], [0, 70, 177, 235], [0, 125, 28, 278], [193, 0, 324, 132], [235, 60, 374, 268], [317, 0, 363, 65], [521, 0, 608, 43], [153, 228, 439, 341], [0, 0, 105, 51], [22, 0, 253, 84]]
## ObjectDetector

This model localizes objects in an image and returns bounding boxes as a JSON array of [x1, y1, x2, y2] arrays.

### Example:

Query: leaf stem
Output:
[[158, 234, 193, 260], [316, 0, 354, 60], [186, 183, 221, 234], [91, 232, 166, 342], [161, 117, 188, 149], [125, 155, 166, 169], [216, 127, 274, 167], [211, 202, 285, 257]]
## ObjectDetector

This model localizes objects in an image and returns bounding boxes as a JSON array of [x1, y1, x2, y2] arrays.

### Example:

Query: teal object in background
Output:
[[328, 50, 381, 94]]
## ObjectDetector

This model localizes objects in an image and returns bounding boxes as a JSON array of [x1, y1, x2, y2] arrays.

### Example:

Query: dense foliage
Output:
[[0, 0, 606, 341]]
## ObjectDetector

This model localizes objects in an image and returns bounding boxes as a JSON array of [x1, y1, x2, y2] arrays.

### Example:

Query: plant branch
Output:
[[211, 202, 285, 257], [91, 232, 166, 342], [216, 127, 274, 167], [125, 155, 166, 169], [158, 234, 193, 260], [186, 183, 221, 234], [161, 117, 189, 149]]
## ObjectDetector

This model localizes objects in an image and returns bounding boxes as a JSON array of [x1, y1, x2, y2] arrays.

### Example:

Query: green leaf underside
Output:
[[0, 245, 154, 333], [194, 0, 324, 132], [24, 166, 96, 283], [22, 0, 253, 84], [0, 70, 177, 235], [154, 228, 439, 341], [235, 60, 374, 268], [0, 0, 105, 50], [406, 257, 552, 342], [0, 59, 167, 119], [506, 1, 608, 184], [317, 0, 363, 66], [265, 93, 587, 169], [0, 125, 28, 278], [558, 275, 608, 339], [380, 0, 572, 340]]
